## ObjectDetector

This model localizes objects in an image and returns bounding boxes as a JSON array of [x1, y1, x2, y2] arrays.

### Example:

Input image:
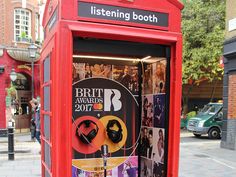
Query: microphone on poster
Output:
[[101, 144, 109, 177]]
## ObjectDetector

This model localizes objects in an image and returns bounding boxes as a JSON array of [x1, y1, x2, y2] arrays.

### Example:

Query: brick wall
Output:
[[228, 74, 236, 119], [226, 0, 236, 39], [0, 0, 5, 44], [1, 0, 40, 47], [222, 0, 236, 150]]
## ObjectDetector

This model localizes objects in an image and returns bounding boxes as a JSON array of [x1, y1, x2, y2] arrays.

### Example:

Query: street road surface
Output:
[[1, 132, 236, 177], [179, 130, 236, 177]]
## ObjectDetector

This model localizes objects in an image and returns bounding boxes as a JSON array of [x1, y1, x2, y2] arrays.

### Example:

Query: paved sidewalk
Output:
[[179, 131, 236, 177], [1, 131, 236, 177], [0, 133, 41, 177]]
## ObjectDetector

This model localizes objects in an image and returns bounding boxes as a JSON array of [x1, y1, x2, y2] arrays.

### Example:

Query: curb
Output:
[[0, 149, 31, 154]]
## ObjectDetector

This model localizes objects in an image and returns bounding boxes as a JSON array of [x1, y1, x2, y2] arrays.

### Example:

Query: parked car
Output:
[[187, 102, 223, 139]]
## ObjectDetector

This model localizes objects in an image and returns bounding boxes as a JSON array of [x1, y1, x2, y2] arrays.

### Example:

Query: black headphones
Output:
[[106, 119, 123, 143], [76, 120, 99, 144]]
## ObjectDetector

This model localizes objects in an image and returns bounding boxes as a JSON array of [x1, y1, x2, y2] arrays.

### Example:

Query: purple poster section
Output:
[[72, 156, 138, 177]]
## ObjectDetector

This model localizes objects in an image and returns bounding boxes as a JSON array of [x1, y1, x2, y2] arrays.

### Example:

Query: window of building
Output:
[[14, 8, 31, 41], [35, 13, 39, 40]]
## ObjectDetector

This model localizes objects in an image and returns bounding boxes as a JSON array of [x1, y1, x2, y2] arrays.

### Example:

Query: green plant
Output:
[[6, 84, 17, 98], [181, 0, 225, 112], [20, 31, 26, 38], [186, 111, 196, 120]]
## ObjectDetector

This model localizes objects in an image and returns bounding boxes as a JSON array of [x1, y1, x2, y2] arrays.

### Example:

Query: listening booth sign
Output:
[[78, 1, 169, 29], [72, 63, 140, 177]]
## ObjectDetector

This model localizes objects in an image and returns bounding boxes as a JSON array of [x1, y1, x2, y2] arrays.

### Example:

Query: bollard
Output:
[[8, 120, 15, 160]]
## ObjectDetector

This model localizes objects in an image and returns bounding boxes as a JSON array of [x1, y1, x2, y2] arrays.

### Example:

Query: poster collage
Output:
[[72, 63, 139, 95], [71, 58, 167, 177], [140, 59, 167, 177], [72, 61, 139, 177]]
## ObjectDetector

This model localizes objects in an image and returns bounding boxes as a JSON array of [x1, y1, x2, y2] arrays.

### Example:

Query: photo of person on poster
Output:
[[91, 64, 111, 78], [74, 62, 112, 80], [143, 64, 153, 94], [120, 66, 132, 88], [147, 129, 153, 159], [130, 66, 139, 93], [153, 161, 165, 177], [122, 161, 138, 177], [140, 127, 149, 157], [157, 129, 165, 163], [89, 64, 112, 78], [153, 61, 166, 94], [141, 157, 152, 177], [152, 128, 165, 177], [72, 166, 85, 177], [142, 95, 153, 127], [154, 95, 165, 128], [112, 65, 139, 94], [73, 63, 85, 83], [85, 63, 92, 78]]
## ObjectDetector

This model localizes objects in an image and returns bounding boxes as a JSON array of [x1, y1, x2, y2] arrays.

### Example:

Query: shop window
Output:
[[35, 13, 39, 41]]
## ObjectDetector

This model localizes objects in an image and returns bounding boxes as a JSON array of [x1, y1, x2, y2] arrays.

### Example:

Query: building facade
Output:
[[0, 0, 44, 134], [182, 80, 223, 112], [221, 0, 236, 150]]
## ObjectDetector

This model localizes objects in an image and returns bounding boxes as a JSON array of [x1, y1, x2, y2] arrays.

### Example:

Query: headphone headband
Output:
[[76, 119, 99, 144], [107, 119, 122, 132], [78, 119, 98, 131]]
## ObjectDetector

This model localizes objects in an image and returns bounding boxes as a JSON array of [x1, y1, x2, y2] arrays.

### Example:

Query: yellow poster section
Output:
[[99, 115, 127, 153], [72, 157, 127, 172]]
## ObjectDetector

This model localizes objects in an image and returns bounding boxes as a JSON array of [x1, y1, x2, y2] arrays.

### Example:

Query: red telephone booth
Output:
[[41, 0, 183, 177]]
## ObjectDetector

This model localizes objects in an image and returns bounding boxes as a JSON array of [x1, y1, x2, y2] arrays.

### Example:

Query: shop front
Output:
[[41, 0, 183, 177], [0, 48, 40, 133]]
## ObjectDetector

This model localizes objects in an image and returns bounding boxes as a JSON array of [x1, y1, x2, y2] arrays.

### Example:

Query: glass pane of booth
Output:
[[44, 56, 50, 83], [44, 114, 50, 141], [72, 38, 169, 177], [45, 169, 51, 177], [44, 86, 50, 111], [44, 142, 51, 169]]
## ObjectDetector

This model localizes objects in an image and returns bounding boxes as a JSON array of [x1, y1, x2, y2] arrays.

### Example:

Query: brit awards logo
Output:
[[74, 88, 122, 112]]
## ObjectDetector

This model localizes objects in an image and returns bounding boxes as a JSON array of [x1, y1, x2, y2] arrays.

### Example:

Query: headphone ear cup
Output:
[[107, 129, 122, 143], [117, 131, 123, 143], [76, 120, 99, 144], [87, 129, 97, 141], [79, 133, 91, 144]]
